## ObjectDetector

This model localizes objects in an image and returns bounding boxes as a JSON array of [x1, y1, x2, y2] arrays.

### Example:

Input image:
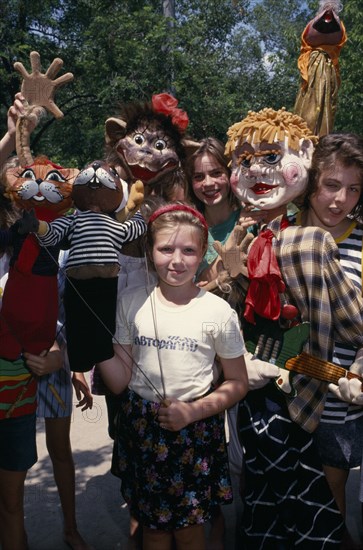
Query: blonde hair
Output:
[[225, 107, 318, 158]]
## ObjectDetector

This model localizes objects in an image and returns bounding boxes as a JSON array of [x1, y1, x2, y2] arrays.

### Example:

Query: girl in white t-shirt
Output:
[[97, 203, 248, 550]]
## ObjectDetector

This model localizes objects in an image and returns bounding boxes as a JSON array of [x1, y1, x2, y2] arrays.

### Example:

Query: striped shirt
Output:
[[39, 210, 146, 270], [321, 221, 363, 424]]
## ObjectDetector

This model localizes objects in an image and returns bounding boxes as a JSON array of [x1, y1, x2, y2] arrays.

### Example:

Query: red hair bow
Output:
[[152, 93, 189, 132]]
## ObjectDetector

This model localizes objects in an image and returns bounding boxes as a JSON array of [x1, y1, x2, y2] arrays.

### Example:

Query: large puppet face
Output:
[[226, 108, 317, 211], [72, 160, 126, 213], [229, 135, 314, 210], [116, 120, 180, 183], [105, 94, 198, 190], [5, 157, 78, 215]]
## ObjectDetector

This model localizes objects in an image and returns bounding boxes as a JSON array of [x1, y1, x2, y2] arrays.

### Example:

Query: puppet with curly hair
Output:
[[105, 92, 196, 193], [215, 105, 363, 548]]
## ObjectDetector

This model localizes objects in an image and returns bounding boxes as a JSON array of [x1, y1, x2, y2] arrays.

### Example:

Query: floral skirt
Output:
[[112, 388, 232, 531]]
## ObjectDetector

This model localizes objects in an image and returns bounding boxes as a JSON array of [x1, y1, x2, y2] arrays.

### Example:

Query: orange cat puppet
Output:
[[0, 52, 77, 361]]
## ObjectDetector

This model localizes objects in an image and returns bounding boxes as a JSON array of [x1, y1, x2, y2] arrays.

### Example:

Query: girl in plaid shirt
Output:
[[300, 133, 363, 546]]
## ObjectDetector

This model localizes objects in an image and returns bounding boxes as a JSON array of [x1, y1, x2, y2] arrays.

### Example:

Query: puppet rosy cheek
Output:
[[282, 161, 302, 187]]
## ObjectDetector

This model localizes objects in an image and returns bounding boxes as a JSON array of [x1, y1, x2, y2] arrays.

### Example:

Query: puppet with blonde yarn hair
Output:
[[210, 107, 317, 327], [214, 104, 363, 547]]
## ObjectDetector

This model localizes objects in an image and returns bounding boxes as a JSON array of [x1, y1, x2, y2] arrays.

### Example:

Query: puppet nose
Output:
[[249, 162, 262, 177]]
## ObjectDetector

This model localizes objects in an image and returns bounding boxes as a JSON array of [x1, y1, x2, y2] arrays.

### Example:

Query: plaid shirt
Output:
[[269, 217, 363, 432]]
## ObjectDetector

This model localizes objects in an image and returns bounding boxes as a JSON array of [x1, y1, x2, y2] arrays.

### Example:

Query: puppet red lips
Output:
[[131, 160, 178, 183], [251, 183, 277, 194], [130, 165, 157, 181]]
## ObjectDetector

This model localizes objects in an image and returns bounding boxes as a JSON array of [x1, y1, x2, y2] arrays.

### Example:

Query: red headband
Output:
[[148, 204, 209, 238]]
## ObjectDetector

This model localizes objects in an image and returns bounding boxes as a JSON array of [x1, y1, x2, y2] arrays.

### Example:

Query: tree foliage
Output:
[[0, 0, 360, 167], [334, 0, 363, 134]]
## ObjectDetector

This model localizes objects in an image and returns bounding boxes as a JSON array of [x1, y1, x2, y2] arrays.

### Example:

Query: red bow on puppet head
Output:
[[152, 93, 189, 132]]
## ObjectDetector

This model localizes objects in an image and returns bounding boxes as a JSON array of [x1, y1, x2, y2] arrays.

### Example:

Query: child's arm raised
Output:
[[0, 93, 25, 168], [158, 354, 248, 431], [96, 343, 133, 395]]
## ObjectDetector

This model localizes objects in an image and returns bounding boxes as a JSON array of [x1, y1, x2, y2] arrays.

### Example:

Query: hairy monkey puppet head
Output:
[[105, 93, 198, 191], [225, 108, 318, 210]]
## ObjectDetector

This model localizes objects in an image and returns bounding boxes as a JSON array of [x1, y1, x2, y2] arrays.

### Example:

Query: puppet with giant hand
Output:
[[0, 52, 77, 361]]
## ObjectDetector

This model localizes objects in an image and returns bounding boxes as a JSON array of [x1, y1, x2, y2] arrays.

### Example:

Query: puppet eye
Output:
[[134, 134, 145, 145], [154, 138, 167, 151], [264, 153, 281, 165], [20, 169, 36, 179], [240, 158, 251, 168], [46, 170, 66, 183]]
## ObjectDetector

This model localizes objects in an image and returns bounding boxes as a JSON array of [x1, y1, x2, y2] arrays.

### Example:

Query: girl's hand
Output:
[[23, 347, 62, 376], [196, 279, 210, 288], [158, 399, 193, 431], [72, 372, 93, 411]]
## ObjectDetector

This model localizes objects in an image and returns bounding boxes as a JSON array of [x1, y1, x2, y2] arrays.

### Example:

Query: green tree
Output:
[[0, 0, 251, 162], [0, 0, 361, 169], [244, 0, 313, 113], [334, 0, 363, 134]]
